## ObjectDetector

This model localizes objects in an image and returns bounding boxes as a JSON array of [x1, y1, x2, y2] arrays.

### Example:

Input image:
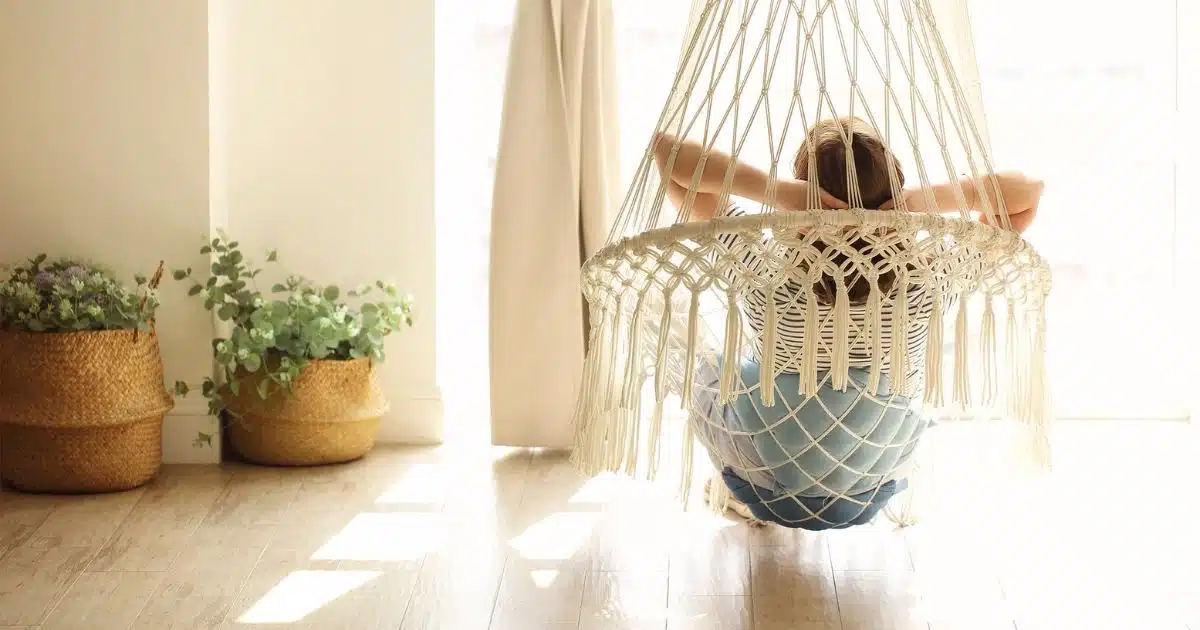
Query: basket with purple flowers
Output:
[[0, 256, 172, 493]]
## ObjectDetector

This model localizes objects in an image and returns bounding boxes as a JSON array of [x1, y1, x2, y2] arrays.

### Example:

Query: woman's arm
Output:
[[892, 172, 1043, 234], [653, 132, 844, 222]]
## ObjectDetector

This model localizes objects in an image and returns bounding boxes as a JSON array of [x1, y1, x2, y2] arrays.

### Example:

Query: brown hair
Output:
[[792, 117, 905, 305]]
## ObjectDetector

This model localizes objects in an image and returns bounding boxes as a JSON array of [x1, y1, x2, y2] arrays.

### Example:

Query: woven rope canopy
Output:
[[571, 0, 1052, 528]]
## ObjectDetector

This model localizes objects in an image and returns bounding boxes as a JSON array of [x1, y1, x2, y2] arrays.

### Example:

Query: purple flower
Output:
[[34, 271, 55, 291], [64, 266, 87, 279]]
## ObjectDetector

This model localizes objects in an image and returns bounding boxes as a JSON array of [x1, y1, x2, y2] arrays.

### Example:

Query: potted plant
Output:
[[0, 256, 172, 493], [173, 233, 412, 466]]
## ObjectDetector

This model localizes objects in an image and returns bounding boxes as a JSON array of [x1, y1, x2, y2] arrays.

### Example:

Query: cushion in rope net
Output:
[[690, 357, 930, 529]]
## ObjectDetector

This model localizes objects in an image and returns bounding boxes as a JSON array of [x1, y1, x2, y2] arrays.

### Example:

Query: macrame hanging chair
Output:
[[570, 0, 1052, 529]]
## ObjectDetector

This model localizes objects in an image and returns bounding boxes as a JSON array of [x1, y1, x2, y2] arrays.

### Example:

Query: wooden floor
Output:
[[0, 421, 1197, 629]]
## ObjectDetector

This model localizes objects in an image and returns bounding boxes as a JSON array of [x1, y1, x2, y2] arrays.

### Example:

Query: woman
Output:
[[654, 117, 1044, 529]]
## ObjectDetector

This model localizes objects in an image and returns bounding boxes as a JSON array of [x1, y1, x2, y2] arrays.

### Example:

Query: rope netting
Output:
[[570, 0, 1052, 529]]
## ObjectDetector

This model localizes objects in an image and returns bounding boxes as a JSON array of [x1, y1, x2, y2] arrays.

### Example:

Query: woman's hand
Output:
[[974, 171, 1043, 234], [880, 171, 1043, 234], [774, 179, 848, 212]]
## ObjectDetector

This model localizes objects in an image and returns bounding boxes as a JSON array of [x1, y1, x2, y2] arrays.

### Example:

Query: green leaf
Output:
[[200, 245, 212, 255], [218, 303, 237, 321], [322, 285, 340, 301], [173, 381, 190, 396], [135, 273, 148, 284], [266, 249, 278, 262], [188, 284, 203, 296], [172, 269, 187, 281], [242, 353, 262, 373], [271, 284, 287, 293]]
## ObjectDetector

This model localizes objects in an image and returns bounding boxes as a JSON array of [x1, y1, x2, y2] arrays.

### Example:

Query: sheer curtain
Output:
[[438, 0, 694, 443]]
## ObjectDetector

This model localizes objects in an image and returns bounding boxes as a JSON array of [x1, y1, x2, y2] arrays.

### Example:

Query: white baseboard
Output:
[[377, 387, 445, 445], [163, 395, 221, 464]]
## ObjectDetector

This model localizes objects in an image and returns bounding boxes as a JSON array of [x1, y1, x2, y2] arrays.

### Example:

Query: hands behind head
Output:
[[775, 179, 848, 212]]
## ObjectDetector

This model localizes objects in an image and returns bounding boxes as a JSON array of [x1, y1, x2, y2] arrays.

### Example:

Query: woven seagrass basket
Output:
[[226, 357, 387, 466], [0, 329, 173, 493]]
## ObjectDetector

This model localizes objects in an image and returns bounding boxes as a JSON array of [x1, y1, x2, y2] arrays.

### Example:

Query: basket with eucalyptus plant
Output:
[[0, 256, 172, 493], [174, 234, 412, 466]]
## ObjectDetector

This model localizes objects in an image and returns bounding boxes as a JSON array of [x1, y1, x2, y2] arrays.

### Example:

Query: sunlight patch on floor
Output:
[[311, 513, 449, 562], [236, 570, 380, 624], [374, 463, 446, 505], [528, 569, 560, 588], [508, 512, 599, 561]]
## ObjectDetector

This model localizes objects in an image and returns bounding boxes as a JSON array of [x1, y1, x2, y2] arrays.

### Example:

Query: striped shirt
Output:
[[717, 205, 948, 391]]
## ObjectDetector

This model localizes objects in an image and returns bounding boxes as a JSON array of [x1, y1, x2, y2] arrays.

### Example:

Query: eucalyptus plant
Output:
[[0, 255, 159, 332], [172, 233, 413, 416]]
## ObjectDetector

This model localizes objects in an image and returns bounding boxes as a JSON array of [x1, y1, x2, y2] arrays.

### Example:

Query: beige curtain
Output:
[[488, 0, 620, 448]]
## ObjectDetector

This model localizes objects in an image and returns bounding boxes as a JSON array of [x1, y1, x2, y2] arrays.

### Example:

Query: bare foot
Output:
[[704, 476, 769, 527]]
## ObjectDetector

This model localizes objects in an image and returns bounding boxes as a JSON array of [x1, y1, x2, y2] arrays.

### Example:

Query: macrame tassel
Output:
[[601, 307, 624, 414], [923, 292, 945, 407], [890, 271, 910, 395], [621, 304, 645, 410], [979, 297, 998, 407], [648, 294, 674, 479], [1027, 308, 1052, 470], [865, 284, 884, 395], [570, 321, 606, 476], [952, 297, 971, 409], [622, 300, 649, 476], [799, 285, 820, 396], [679, 413, 697, 507], [719, 291, 741, 404], [831, 281, 851, 391], [578, 308, 618, 476], [1004, 300, 1025, 422], [760, 293, 777, 406], [681, 291, 701, 409]]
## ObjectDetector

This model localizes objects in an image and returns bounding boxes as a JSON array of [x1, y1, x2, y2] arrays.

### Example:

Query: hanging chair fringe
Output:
[[681, 290, 701, 408], [979, 296, 998, 407], [923, 290, 945, 407], [831, 281, 851, 391], [952, 296, 971, 408], [799, 283, 820, 396], [890, 269, 911, 395], [866, 284, 884, 394], [719, 290, 741, 403], [760, 292, 778, 406]]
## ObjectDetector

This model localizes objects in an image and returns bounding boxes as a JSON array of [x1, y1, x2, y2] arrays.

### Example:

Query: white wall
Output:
[[212, 0, 442, 444], [0, 0, 443, 456], [0, 0, 219, 460]]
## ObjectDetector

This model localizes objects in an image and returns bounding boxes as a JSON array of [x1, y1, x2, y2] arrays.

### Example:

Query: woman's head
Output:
[[792, 116, 905, 208], [792, 117, 906, 305]]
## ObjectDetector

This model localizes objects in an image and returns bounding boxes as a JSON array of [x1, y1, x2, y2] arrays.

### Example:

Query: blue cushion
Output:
[[722, 468, 907, 530], [690, 357, 929, 526]]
